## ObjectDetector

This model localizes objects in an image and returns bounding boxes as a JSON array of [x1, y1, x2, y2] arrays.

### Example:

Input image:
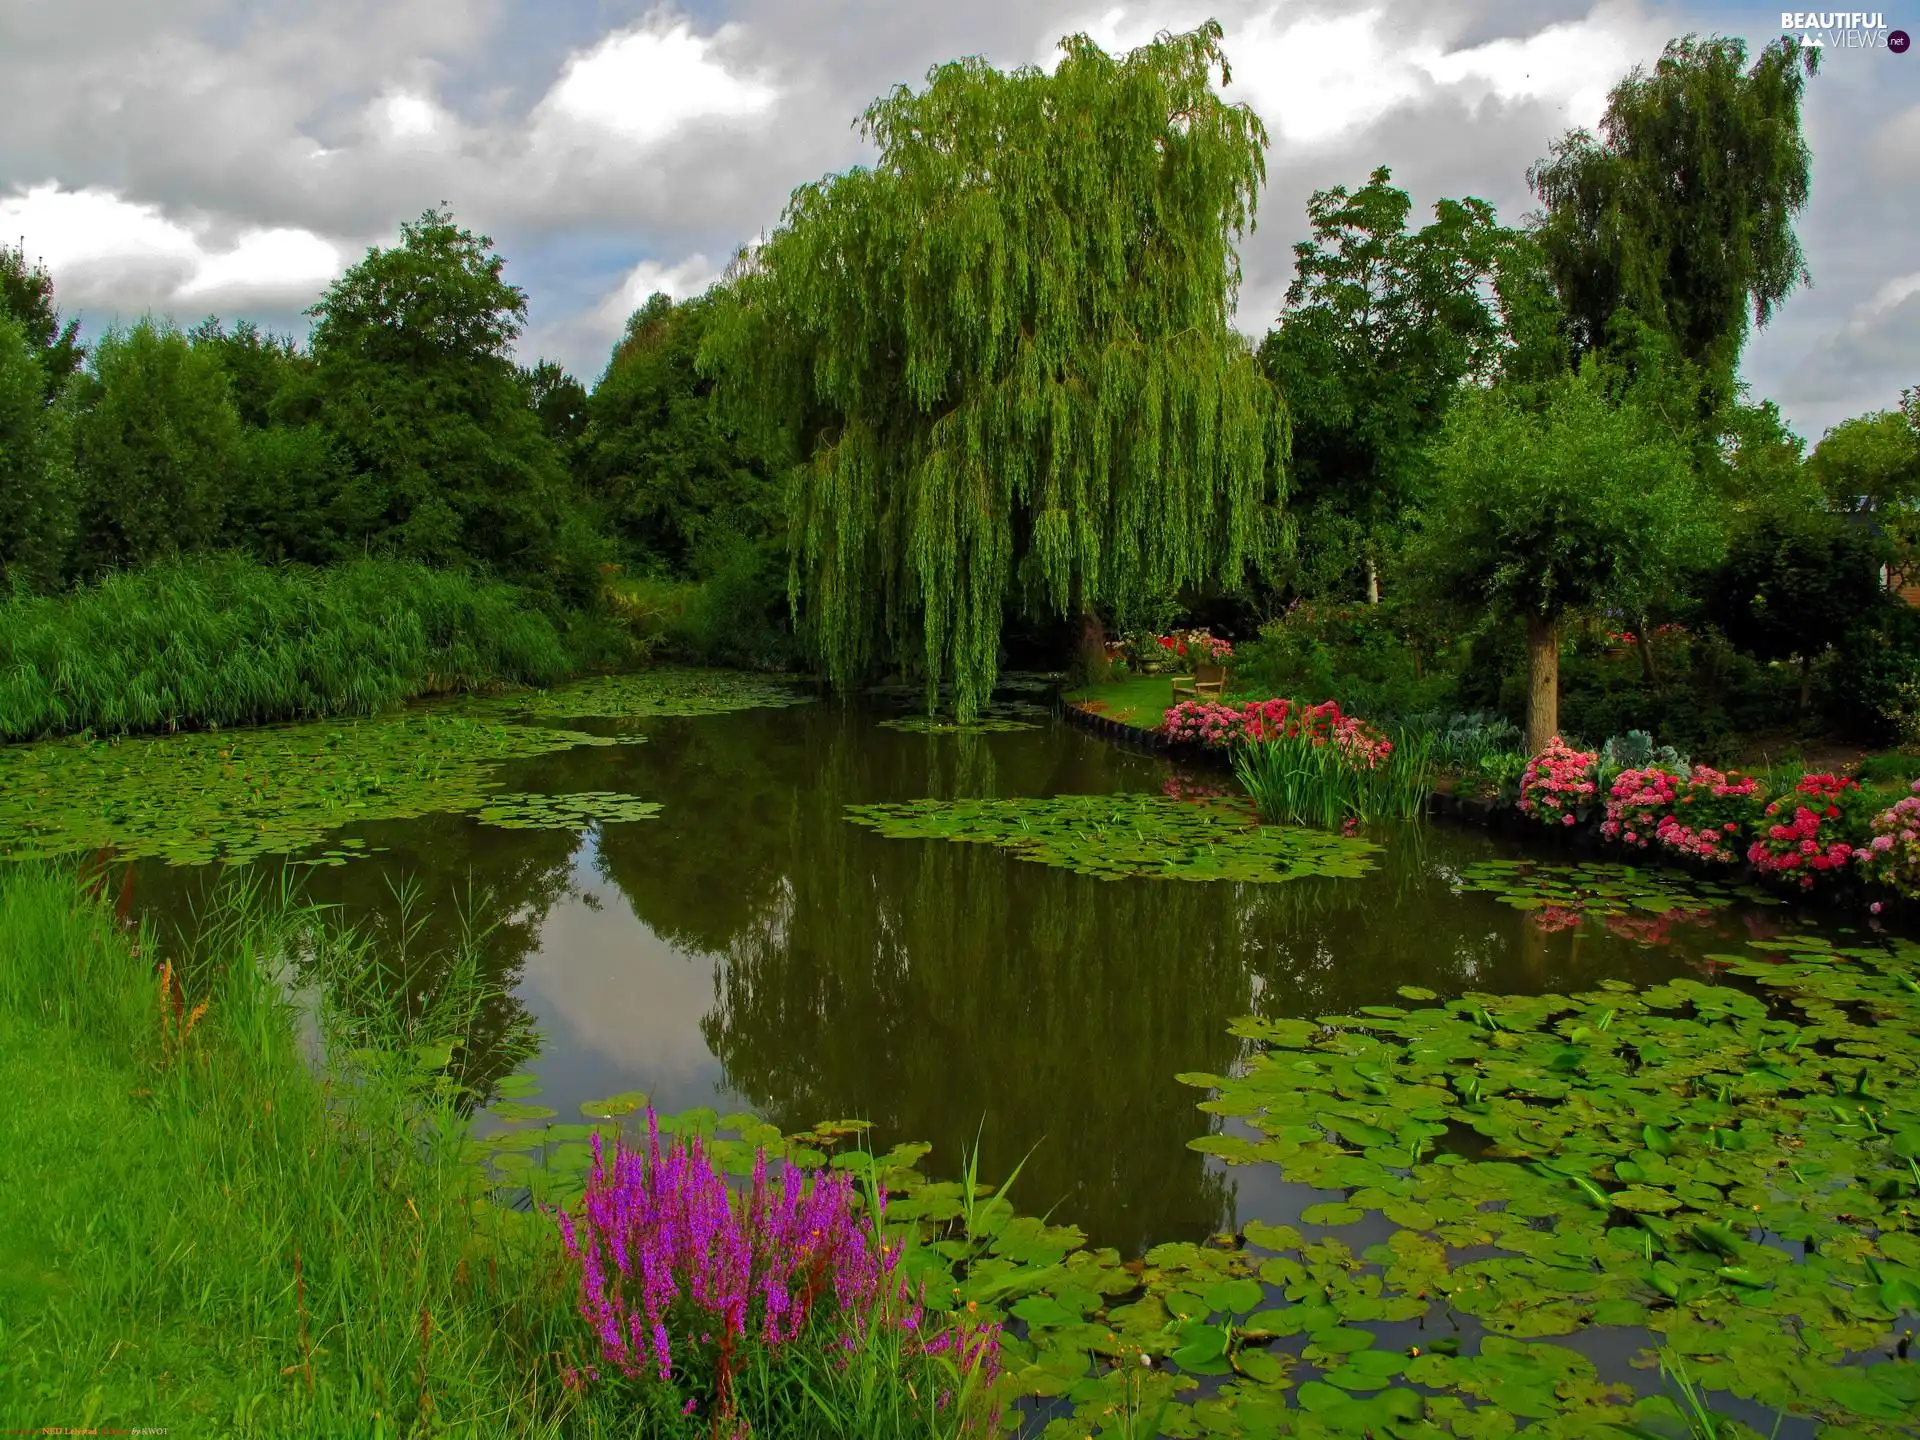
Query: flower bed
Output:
[[1164, 696, 1390, 764], [1746, 774, 1864, 890], [1599, 764, 1762, 865], [1517, 736, 1597, 828], [1858, 780, 1920, 897]]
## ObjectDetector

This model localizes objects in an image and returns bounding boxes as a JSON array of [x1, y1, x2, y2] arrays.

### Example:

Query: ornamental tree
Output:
[[1414, 368, 1714, 755], [705, 23, 1287, 718]]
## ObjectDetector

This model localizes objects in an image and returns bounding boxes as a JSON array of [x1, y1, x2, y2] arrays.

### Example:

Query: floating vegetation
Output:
[[467, 791, 662, 830], [503, 669, 813, 721], [472, 934, 1920, 1436], [876, 716, 1041, 735], [843, 793, 1377, 882], [0, 713, 637, 865], [1457, 858, 1755, 916]]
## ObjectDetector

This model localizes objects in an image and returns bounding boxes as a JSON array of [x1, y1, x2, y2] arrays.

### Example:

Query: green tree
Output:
[[1708, 499, 1884, 712], [585, 292, 780, 574], [67, 319, 240, 578], [0, 315, 69, 589], [1259, 166, 1503, 604], [1415, 368, 1714, 753], [0, 244, 84, 401], [189, 318, 307, 428], [1807, 409, 1920, 573], [1528, 35, 1817, 391], [307, 209, 597, 597], [705, 23, 1286, 717]]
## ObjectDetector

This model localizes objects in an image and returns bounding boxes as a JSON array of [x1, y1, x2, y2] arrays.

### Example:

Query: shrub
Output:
[[1601, 765, 1762, 865], [1854, 779, 1920, 897], [1517, 737, 1598, 828], [1165, 700, 1251, 748], [1747, 774, 1866, 890]]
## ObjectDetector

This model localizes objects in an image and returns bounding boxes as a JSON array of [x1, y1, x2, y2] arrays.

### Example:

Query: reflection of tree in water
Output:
[[125, 812, 581, 1102]]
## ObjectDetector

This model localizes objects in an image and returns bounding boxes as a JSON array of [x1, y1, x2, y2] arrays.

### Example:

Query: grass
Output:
[[0, 552, 626, 742], [1063, 674, 1187, 729], [0, 865, 993, 1439], [1233, 731, 1439, 828]]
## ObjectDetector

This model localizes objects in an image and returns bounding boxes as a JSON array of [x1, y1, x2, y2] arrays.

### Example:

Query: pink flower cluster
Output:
[[1600, 765, 1761, 865], [1163, 697, 1392, 767], [1856, 779, 1920, 897], [1517, 736, 1596, 827], [1746, 773, 1861, 890], [556, 1112, 1000, 1424]]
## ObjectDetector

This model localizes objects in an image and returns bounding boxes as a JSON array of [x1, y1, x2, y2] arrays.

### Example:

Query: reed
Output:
[[1234, 730, 1438, 828], [0, 865, 990, 1439], [0, 552, 620, 742]]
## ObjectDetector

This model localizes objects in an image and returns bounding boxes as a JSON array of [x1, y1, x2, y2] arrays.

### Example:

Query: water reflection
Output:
[[124, 700, 1767, 1252]]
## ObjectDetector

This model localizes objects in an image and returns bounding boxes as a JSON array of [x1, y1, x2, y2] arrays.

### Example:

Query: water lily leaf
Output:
[[579, 1091, 647, 1119], [844, 794, 1377, 883], [488, 1101, 557, 1122]]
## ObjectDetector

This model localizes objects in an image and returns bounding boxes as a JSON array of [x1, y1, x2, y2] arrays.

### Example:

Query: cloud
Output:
[[0, 183, 343, 315], [527, 251, 723, 380], [534, 15, 779, 150]]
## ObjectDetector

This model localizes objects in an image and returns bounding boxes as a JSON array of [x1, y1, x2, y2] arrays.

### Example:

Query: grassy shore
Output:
[[0, 867, 976, 1438], [0, 553, 624, 742]]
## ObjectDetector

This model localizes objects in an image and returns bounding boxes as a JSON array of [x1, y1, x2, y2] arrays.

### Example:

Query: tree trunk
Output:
[[1365, 554, 1380, 606], [1526, 614, 1560, 757], [1798, 654, 1813, 715], [1634, 620, 1659, 685]]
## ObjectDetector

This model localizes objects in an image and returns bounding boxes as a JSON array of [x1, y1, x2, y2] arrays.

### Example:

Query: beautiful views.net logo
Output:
[[1779, 11, 1909, 49]]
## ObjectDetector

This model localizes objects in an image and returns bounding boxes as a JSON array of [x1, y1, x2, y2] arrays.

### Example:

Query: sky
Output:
[[0, 0, 1913, 441]]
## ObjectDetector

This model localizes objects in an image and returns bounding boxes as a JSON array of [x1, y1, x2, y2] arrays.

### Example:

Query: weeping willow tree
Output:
[[704, 22, 1287, 717]]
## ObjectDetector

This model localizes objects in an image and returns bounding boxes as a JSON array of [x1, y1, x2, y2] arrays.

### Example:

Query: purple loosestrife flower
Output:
[[556, 1108, 1002, 1427]]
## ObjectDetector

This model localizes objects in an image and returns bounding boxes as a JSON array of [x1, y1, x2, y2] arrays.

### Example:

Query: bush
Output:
[[0, 552, 618, 740], [1517, 737, 1598, 828], [1232, 601, 1461, 720], [1746, 774, 1869, 890], [1828, 605, 1920, 744], [1600, 765, 1762, 865], [1857, 780, 1920, 896]]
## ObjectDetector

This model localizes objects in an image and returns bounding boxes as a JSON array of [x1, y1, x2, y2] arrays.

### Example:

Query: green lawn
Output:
[[1064, 674, 1185, 728]]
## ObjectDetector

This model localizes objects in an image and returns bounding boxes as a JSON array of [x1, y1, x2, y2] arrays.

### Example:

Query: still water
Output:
[[124, 699, 1813, 1255]]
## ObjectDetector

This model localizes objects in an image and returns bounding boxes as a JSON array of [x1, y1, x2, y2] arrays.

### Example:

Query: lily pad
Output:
[[843, 794, 1378, 883]]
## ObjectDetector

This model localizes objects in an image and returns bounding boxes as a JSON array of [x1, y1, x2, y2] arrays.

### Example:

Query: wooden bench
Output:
[[1170, 664, 1229, 702]]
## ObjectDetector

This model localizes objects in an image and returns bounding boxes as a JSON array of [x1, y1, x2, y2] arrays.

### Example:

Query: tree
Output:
[[1415, 368, 1714, 753], [705, 23, 1286, 717], [190, 318, 306, 428], [0, 243, 84, 401], [1807, 409, 1920, 574], [307, 208, 597, 597], [1708, 499, 1885, 712], [1528, 35, 1817, 391], [1259, 167, 1503, 603], [585, 292, 780, 575], [0, 315, 69, 590], [524, 361, 589, 453], [67, 318, 240, 578]]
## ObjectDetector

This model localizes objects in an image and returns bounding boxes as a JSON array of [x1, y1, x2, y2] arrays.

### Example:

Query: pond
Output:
[[6, 671, 1915, 1435]]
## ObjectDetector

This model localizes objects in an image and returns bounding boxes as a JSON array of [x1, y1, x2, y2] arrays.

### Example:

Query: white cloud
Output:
[[597, 252, 722, 324], [0, 183, 342, 313], [527, 251, 724, 380], [371, 90, 455, 145], [177, 227, 342, 300], [535, 13, 778, 150], [1063, 1, 1663, 148]]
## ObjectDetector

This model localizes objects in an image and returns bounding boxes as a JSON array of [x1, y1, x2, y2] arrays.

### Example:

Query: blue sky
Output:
[[1, 0, 1913, 437]]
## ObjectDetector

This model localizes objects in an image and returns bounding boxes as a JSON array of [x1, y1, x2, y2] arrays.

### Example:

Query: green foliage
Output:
[[1231, 600, 1464, 720], [1707, 500, 1885, 679], [1828, 603, 1920, 744], [1260, 166, 1504, 596], [707, 23, 1286, 718], [1528, 34, 1818, 387], [585, 293, 780, 573], [1414, 368, 1716, 625], [0, 553, 606, 741], [67, 318, 241, 579], [844, 793, 1377, 882], [0, 314, 68, 591], [1234, 731, 1437, 827], [0, 241, 84, 400], [1809, 408, 1920, 568], [502, 667, 811, 721], [305, 208, 598, 599]]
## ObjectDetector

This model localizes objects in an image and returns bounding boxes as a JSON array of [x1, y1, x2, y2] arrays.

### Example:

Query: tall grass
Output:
[[0, 865, 991, 1439], [0, 552, 621, 741], [1233, 731, 1438, 828]]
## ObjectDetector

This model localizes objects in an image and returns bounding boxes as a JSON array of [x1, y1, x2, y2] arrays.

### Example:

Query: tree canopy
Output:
[[1528, 35, 1817, 388], [0, 315, 66, 590], [1259, 166, 1504, 601], [0, 243, 84, 402], [705, 22, 1287, 716]]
